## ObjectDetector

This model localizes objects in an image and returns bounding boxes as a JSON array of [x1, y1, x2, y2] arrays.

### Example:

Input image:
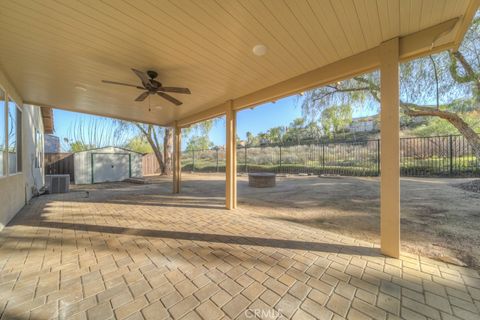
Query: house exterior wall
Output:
[[349, 120, 378, 133], [24, 104, 45, 199], [0, 69, 45, 229], [74, 147, 142, 184]]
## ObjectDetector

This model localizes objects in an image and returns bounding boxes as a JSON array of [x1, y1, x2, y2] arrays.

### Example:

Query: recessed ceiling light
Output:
[[75, 85, 87, 92], [154, 105, 163, 110], [252, 44, 267, 56]]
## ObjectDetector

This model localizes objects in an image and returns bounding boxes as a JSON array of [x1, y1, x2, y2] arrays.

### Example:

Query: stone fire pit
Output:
[[248, 172, 276, 188]]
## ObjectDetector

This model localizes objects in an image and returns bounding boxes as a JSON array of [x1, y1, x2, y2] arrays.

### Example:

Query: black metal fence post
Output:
[[279, 145, 282, 173], [244, 146, 248, 173], [377, 139, 381, 176], [322, 143, 325, 172], [216, 148, 219, 172], [192, 149, 195, 172], [449, 135, 453, 175]]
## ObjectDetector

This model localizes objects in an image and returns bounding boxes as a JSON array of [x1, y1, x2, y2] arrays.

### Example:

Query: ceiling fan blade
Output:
[[135, 91, 150, 102], [157, 92, 182, 106], [102, 80, 143, 89], [131, 68, 150, 87], [158, 87, 191, 94]]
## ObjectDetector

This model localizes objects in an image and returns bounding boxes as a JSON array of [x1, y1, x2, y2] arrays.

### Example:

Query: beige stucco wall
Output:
[[23, 104, 45, 200], [0, 69, 44, 229]]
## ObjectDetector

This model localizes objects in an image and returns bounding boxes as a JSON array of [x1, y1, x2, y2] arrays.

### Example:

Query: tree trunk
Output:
[[162, 128, 174, 175], [402, 104, 480, 159]]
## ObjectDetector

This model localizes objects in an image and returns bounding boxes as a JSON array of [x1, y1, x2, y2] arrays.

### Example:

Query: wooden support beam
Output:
[[225, 101, 237, 209], [24, 101, 169, 127], [176, 102, 228, 128], [398, 18, 459, 61], [173, 124, 181, 194], [380, 38, 400, 258], [452, 0, 480, 51]]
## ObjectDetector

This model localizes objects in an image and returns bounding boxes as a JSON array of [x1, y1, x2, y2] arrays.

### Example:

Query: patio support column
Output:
[[380, 38, 400, 258], [225, 101, 237, 209], [173, 123, 181, 194]]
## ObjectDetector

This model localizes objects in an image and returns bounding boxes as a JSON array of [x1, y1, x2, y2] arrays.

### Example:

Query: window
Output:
[[0, 89, 4, 176], [8, 98, 22, 174], [35, 129, 43, 168]]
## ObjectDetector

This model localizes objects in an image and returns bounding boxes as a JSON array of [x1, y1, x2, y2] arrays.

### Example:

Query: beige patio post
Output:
[[173, 123, 181, 194], [225, 101, 237, 209], [380, 38, 400, 258]]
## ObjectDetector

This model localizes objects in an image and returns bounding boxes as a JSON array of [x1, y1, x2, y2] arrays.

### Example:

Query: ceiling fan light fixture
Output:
[[253, 44, 267, 56]]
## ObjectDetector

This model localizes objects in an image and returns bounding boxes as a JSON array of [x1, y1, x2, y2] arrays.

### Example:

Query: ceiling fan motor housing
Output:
[[147, 70, 158, 79]]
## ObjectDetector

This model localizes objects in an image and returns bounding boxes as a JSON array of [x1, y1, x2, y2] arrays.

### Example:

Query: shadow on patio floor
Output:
[[18, 220, 380, 257]]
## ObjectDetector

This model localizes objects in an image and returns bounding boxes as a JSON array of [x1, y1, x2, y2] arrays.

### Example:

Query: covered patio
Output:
[[1, 0, 480, 318], [1, 182, 479, 319]]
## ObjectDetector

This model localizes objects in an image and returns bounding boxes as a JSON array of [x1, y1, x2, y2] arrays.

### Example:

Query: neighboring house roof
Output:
[[350, 115, 379, 123], [40, 107, 54, 134], [44, 134, 61, 153]]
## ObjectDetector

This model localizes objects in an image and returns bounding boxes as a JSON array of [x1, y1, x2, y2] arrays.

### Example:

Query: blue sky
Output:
[[53, 94, 375, 150], [204, 96, 303, 146]]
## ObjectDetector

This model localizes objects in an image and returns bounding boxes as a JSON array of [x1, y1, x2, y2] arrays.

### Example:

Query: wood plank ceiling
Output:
[[0, 0, 473, 126]]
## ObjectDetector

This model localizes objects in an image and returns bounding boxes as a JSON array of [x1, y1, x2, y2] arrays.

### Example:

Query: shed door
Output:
[[92, 153, 130, 183]]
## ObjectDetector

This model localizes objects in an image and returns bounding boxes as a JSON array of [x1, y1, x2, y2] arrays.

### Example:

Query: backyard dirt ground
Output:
[[72, 173, 480, 270]]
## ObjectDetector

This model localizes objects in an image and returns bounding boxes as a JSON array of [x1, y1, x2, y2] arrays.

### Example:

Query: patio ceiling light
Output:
[[75, 85, 87, 92], [252, 44, 267, 56]]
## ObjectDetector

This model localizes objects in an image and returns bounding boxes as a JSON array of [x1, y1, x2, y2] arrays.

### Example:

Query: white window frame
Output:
[[0, 86, 6, 177], [7, 97, 22, 175], [35, 128, 43, 169], [0, 83, 23, 179]]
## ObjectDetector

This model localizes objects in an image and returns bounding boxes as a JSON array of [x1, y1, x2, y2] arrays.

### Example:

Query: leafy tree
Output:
[[267, 126, 286, 144], [301, 13, 480, 159], [284, 117, 306, 143], [257, 132, 270, 145], [245, 131, 256, 146], [185, 135, 213, 151], [320, 104, 352, 138], [305, 121, 322, 140], [68, 141, 94, 152], [182, 120, 215, 151], [412, 111, 480, 137], [125, 135, 153, 154]]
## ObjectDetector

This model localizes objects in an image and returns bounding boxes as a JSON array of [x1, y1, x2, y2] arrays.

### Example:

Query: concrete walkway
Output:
[[0, 183, 479, 320]]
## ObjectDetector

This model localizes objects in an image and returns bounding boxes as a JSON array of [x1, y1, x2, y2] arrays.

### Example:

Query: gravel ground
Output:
[[453, 179, 480, 194]]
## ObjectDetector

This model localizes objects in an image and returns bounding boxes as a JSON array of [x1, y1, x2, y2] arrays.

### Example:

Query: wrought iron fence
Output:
[[179, 134, 479, 177]]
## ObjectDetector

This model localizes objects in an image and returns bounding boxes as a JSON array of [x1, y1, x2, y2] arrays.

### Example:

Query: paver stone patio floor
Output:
[[0, 183, 479, 320]]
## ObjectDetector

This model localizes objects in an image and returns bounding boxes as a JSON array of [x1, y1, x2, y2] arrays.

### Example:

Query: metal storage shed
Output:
[[74, 147, 143, 184]]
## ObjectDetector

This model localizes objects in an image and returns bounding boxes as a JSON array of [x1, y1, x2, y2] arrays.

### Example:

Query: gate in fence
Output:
[[172, 134, 479, 177], [142, 153, 161, 175]]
